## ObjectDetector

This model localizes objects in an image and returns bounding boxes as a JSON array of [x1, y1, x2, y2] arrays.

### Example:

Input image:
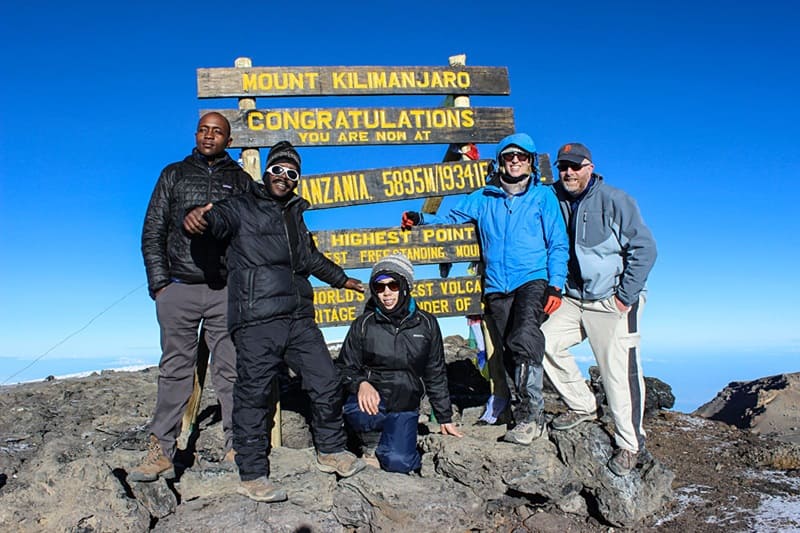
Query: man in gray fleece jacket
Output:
[[542, 142, 657, 477]]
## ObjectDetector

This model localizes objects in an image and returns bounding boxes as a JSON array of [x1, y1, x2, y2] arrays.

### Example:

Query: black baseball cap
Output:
[[556, 143, 592, 165]]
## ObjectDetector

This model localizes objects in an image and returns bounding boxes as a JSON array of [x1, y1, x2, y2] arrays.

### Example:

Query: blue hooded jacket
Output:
[[424, 134, 568, 294]]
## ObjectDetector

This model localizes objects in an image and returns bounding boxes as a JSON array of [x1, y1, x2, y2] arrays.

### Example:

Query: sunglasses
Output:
[[267, 165, 300, 181], [501, 151, 531, 163], [372, 280, 400, 293], [556, 162, 591, 172]]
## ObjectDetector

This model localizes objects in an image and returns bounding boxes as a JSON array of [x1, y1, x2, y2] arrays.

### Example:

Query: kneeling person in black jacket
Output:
[[337, 253, 463, 474], [184, 141, 366, 502]]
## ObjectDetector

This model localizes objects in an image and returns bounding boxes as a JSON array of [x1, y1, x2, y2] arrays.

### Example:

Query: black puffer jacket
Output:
[[141, 150, 253, 298], [337, 300, 453, 423], [204, 184, 348, 332]]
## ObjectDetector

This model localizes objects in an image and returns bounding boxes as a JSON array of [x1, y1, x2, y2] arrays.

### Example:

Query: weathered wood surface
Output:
[[234, 57, 262, 181], [314, 276, 483, 327], [204, 107, 515, 148], [313, 224, 479, 269], [299, 159, 490, 210], [198, 66, 510, 98]]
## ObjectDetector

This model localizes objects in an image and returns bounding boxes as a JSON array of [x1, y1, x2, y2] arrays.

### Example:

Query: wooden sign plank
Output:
[[313, 224, 479, 268], [539, 153, 554, 185], [198, 66, 510, 98], [299, 159, 490, 210], [314, 276, 483, 327], [204, 107, 515, 148]]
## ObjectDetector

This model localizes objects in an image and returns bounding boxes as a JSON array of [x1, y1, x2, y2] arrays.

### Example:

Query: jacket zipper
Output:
[[247, 270, 255, 309], [281, 207, 300, 309]]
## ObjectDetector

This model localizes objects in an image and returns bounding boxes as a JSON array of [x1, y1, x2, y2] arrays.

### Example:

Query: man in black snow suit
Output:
[[183, 141, 365, 502], [337, 253, 463, 473], [133, 112, 252, 483]]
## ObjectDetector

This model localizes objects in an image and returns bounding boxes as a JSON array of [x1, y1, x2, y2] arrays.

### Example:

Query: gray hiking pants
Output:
[[150, 282, 236, 459]]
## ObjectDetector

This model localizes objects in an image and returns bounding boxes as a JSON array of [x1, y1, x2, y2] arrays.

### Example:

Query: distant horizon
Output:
[[3, 347, 796, 414]]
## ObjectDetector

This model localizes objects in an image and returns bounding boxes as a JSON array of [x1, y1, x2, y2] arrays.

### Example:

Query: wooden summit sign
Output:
[[197, 66, 510, 98], [313, 224, 480, 269], [206, 107, 514, 148], [299, 159, 491, 209], [314, 276, 484, 327], [198, 56, 513, 326]]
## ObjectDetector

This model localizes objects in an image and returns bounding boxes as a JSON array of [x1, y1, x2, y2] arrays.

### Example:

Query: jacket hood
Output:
[[495, 133, 537, 161]]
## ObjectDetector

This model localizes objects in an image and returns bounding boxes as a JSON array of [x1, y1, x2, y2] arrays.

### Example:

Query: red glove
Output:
[[543, 286, 562, 315], [401, 211, 421, 230], [463, 143, 479, 160]]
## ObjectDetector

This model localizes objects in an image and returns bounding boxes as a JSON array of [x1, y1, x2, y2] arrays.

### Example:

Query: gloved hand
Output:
[[543, 286, 563, 315], [401, 211, 421, 230]]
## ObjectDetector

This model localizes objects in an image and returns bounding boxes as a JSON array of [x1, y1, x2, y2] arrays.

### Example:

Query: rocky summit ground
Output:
[[1, 337, 799, 532]]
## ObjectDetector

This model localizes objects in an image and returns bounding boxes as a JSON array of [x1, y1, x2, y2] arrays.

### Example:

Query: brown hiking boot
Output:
[[362, 448, 380, 469], [608, 448, 638, 476], [128, 434, 175, 482], [217, 448, 237, 472], [316, 450, 366, 477], [237, 476, 287, 503]]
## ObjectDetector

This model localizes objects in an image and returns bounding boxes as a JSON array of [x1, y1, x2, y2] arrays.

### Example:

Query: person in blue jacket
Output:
[[401, 133, 569, 445]]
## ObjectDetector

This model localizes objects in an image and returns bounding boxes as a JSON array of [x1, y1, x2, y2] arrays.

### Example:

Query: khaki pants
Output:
[[542, 293, 647, 452]]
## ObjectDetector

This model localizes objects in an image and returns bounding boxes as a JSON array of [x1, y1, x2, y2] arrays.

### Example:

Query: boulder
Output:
[[694, 372, 800, 444]]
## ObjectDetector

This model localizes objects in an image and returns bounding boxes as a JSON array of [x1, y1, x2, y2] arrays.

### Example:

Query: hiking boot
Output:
[[550, 410, 598, 431], [237, 476, 287, 503], [608, 448, 638, 476], [362, 448, 380, 469], [128, 434, 175, 482], [316, 450, 366, 477], [503, 412, 546, 445], [637, 446, 654, 467], [218, 448, 237, 472]]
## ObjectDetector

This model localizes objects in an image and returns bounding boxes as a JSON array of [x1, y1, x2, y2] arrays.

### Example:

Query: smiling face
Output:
[[265, 161, 299, 198], [501, 149, 533, 180], [373, 277, 400, 310], [195, 112, 232, 159], [558, 158, 594, 196]]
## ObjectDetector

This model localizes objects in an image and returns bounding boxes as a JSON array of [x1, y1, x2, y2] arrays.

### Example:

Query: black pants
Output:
[[483, 278, 548, 366], [232, 316, 346, 480], [484, 279, 548, 419]]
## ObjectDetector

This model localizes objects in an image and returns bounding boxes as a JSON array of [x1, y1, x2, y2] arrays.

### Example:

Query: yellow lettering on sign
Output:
[[246, 108, 476, 133], [454, 244, 480, 258], [315, 306, 358, 324], [412, 282, 435, 298], [417, 299, 451, 314], [242, 72, 319, 92], [438, 279, 482, 296], [379, 161, 488, 198], [420, 226, 476, 244], [455, 297, 473, 312], [323, 251, 348, 265], [374, 131, 407, 142], [299, 174, 372, 206], [329, 230, 409, 248], [314, 288, 365, 305], [322, 70, 470, 91]]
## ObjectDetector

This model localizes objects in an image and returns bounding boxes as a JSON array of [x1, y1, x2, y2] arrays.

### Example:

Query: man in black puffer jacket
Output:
[[184, 141, 366, 503], [132, 112, 253, 483], [337, 253, 463, 473]]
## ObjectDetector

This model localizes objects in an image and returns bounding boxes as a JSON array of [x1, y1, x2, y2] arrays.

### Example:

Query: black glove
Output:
[[401, 211, 421, 230]]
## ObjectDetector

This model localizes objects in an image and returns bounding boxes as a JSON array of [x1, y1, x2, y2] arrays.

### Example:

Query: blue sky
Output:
[[1, 1, 798, 409]]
